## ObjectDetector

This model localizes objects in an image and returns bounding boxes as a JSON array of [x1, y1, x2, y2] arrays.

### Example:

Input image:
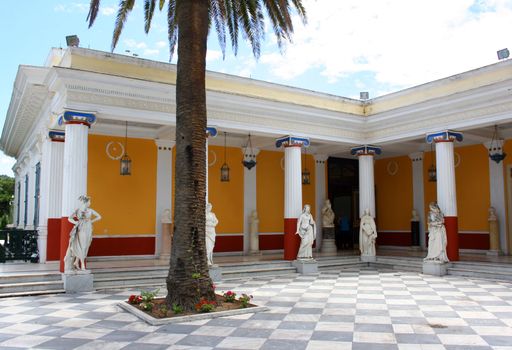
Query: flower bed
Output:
[[119, 289, 269, 325]]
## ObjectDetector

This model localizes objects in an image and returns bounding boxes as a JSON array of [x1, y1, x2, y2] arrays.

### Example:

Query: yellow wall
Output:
[[423, 150, 437, 228], [207, 145, 244, 234], [375, 156, 413, 230], [302, 154, 316, 219], [88, 134, 157, 235], [256, 150, 315, 233], [423, 145, 490, 232], [257, 151, 284, 233], [455, 145, 490, 231]]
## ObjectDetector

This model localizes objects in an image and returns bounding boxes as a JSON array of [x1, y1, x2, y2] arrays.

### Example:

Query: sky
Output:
[[0, 0, 511, 177]]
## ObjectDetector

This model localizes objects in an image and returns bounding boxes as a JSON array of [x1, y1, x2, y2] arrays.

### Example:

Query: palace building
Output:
[[2, 46, 512, 270]]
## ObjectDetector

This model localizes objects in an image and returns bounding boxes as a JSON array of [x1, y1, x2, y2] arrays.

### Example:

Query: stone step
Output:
[[0, 289, 65, 298], [220, 261, 293, 272], [222, 266, 298, 280], [93, 274, 167, 289], [0, 272, 62, 284], [447, 267, 512, 281], [0, 280, 64, 295], [451, 262, 512, 273]]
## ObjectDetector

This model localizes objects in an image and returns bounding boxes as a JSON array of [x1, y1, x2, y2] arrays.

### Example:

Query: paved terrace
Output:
[[0, 267, 511, 349]]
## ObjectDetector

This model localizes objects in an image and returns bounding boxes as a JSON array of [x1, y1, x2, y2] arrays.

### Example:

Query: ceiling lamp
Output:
[[428, 142, 436, 182], [120, 121, 132, 176], [488, 125, 507, 163], [220, 132, 230, 182], [242, 133, 257, 170], [302, 147, 311, 185]]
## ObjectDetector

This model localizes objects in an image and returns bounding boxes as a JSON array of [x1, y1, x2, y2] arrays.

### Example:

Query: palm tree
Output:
[[87, 0, 306, 311]]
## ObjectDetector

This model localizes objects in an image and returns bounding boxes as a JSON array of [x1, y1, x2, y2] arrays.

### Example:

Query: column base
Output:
[[444, 216, 459, 261], [360, 255, 376, 263], [62, 270, 93, 293], [209, 265, 222, 282], [486, 250, 502, 256], [422, 261, 447, 276], [284, 218, 300, 261], [321, 239, 337, 254], [159, 254, 171, 262], [249, 250, 262, 256], [293, 259, 318, 274]]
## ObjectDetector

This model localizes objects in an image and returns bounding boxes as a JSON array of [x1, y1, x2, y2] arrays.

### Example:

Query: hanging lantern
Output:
[[488, 125, 507, 163], [428, 142, 436, 182], [120, 121, 132, 176], [242, 133, 257, 170], [302, 148, 311, 185], [220, 132, 230, 182]]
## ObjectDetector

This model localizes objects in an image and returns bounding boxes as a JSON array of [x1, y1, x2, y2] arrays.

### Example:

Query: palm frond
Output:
[[159, 0, 165, 11], [167, 0, 178, 61], [112, 0, 135, 51], [87, 0, 101, 28], [210, 0, 227, 59], [144, 0, 156, 33]]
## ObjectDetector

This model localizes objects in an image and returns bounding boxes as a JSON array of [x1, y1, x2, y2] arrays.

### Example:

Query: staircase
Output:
[[372, 256, 423, 272], [0, 272, 64, 298], [447, 261, 512, 281], [221, 261, 297, 280], [317, 256, 365, 271]]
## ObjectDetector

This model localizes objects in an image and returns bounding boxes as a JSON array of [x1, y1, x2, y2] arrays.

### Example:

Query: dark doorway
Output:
[[328, 157, 359, 250]]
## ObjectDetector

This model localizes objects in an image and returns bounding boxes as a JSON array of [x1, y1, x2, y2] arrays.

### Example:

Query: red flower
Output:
[[128, 295, 142, 304]]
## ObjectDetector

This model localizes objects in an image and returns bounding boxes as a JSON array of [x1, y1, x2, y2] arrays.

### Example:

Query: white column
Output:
[[485, 143, 508, 254], [37, 131, 65, 263], [59, 111, 95, 272], [12, 169, 20, 226], [61, 124, 90, 217], [205, 127, 217, 205], [155, 140, 175, 257], [276, 135, 309, 260], [284, 146, 303, 219], [314, 154, 328, 250], [243, 148, 259, 254], [19, 167, 27, 228], [427, 130, 463, 261], [352, 145, 381, 218], [409, 152, 426, 248], [435, 142, 457, 216]]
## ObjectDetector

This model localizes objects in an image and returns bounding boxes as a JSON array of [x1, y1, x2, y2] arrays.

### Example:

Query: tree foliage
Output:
[[0, 175, 14, 219]]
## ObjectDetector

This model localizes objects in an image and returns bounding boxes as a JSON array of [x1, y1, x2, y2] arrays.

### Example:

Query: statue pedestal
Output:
[[62, 270, 93, 293], [411, 221, 420, 248], [486, 250, 501, 256], [293, 259, 318, 274], [160, 223, 173, 261], [360, 255, 376, 263], [209, 265, 222, 282], [422, 261, 447, 276], [321, 227, 337, 253]]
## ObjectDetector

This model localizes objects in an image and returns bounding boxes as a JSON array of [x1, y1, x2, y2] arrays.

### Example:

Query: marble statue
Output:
[[488, 207, 500, 252], [249, 210, 260, 254], [64, 195, 102, 271], [205, 203, 219, 266], [359, 208, 377, 257], [411, 209, 420, 222], [321, 199, 335, 227], [424, 202, 449, 263], [296, 204, 316, 259]]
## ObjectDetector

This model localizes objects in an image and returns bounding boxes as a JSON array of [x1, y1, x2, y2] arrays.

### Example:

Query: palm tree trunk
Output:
[[166, 0, 215, 311]]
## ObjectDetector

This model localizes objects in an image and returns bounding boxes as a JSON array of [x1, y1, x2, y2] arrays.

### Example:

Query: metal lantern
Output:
[[220, 132, 230, 182], [302, 148, 311, 185], [242, 133, 257, 170], [120, 121, 132, 176], [488, 125, 507, 164], [428, 142, 436, 182]]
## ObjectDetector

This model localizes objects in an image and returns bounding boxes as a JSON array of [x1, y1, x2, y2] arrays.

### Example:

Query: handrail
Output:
[[0, 229, 39, 263]]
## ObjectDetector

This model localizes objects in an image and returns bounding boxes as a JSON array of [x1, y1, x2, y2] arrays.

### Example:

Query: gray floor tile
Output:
[[37, 337, 91, 349], [310, 330, 353, 341], [230, 327, 274, 338], [176, 335, 225, 347], [260, 339, 308, 350], [278, 321, 317, 330], [354, 323, 394, 333], [395, 333, 441, 344]]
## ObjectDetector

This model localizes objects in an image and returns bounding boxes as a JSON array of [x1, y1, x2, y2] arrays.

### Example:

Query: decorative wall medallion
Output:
[[455, 152, 461, 168], [208, 150, 217, 167], [386, 161, 399, 176], [106, 141, 125, 160]]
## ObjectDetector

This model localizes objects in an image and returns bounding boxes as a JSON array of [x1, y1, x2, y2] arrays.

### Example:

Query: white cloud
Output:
[[100, 6, 116, 16], [0, 153, 15, 177], [156, 41, 167, 49], [54, 2, 88, 13], [206, 50, 222, 62], [256, 0, 512, 95], [124, 39, 148, 50], [143, 49, 160, 56]]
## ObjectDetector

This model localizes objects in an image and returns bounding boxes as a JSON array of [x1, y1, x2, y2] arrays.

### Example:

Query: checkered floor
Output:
[[0, 267, 512, 349]]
